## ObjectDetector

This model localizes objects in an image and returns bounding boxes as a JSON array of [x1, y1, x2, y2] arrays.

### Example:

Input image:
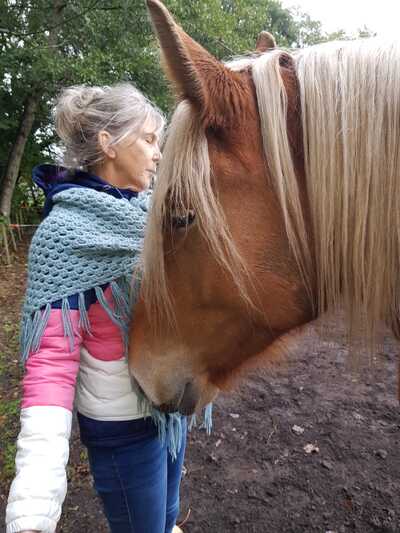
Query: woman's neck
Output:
[[91, 161, 141, 192]]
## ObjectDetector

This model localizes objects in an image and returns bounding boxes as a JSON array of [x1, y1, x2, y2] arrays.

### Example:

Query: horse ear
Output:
[[146, 0, 247, 129], [256, 31, 276, 53]]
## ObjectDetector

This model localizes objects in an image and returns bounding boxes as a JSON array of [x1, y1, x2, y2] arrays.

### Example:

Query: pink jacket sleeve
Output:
[[22, 309, 82, 411]]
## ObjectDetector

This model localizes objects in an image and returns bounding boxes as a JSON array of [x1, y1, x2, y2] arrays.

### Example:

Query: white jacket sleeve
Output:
[[6, 406, 72, 533]]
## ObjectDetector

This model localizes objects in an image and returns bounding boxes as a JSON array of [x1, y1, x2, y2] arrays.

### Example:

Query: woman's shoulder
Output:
[[28, 201, 84, 262]]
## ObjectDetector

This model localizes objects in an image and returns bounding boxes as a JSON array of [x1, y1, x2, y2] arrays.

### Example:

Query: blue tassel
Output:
[[31, 304, 51, 352], [203, 403, 213, 435], [129, 274, 142, 311], [188, 414, 197, 431], [166, 413, 183, 461], [188, 404, 213, 435], [62, 298, 75, 352], [78, 292, 91, 334], [151, 410, 167, 445], [118, 275, 132, 296], [95, 285, 130, 356], [20, 304, 51, 363], [167, 417, 178, 460], [20, 314, 33, 363], [110, 280, 130, 319], [29, 310, 42, 349], [95, 286, 125, 327]]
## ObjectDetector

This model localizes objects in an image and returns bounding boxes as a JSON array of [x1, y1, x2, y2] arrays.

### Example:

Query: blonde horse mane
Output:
[[143, 38, 400, 347]]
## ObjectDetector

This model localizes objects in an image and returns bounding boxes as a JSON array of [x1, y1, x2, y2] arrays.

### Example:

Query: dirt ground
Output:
[[1, 235, 399, 533]]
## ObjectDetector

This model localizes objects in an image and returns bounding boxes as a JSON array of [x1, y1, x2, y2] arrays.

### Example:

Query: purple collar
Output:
[[33, 164, 139, 217]]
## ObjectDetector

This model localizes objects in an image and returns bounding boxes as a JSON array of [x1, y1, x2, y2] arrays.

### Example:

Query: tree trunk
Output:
[[0, 94, 39, 218], [0, 0, 66, 219]]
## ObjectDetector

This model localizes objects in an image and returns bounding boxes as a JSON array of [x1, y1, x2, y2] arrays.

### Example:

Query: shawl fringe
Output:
[[20, 274, 212, 459]]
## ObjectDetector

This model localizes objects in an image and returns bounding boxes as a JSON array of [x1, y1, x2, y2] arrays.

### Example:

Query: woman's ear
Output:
[[98, 130, 116, 159]]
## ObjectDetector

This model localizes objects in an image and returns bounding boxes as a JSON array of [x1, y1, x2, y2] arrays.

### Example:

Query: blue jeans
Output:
[[78, 413, 187, 533]]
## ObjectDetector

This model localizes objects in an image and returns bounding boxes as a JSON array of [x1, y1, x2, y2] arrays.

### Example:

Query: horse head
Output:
[[129, 1, 400, 415], [128, 0, 315, 415]]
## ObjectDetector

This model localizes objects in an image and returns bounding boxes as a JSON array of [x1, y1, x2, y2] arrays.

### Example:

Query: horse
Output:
[[129, 0, 400, 416]]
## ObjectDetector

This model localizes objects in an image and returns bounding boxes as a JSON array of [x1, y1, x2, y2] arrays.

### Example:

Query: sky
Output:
[[280, 0, 400, 38]]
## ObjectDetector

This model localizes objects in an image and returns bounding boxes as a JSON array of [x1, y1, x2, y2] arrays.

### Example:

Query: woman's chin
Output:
[[129, 174, 152, 192]]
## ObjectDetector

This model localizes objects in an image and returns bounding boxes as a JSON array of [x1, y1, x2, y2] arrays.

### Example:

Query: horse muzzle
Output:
[[157, 380, 200, 416]]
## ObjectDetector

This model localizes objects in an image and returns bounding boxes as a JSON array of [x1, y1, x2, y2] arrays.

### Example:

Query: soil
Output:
[[1, 234, 399, 533]]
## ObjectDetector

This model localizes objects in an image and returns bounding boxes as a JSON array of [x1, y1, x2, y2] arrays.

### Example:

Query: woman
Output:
[[5, 83, 186, 533]]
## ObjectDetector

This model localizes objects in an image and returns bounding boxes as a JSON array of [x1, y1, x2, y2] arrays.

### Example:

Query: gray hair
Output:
[[53, 82, 165, 169]]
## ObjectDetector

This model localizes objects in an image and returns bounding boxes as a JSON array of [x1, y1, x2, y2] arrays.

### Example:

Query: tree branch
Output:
[[0, 0, 101, 38]]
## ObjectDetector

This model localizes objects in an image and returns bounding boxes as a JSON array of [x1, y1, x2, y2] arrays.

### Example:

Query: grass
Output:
[[0, 317, 22, 484], [0, 398, 20, 483]]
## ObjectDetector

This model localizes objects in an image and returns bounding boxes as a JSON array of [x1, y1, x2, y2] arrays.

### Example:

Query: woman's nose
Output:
[[154, 148, 162, 162]]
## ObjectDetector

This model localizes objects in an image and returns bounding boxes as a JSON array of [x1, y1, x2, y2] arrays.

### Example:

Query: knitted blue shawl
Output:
[[21, 186, 211, 459]]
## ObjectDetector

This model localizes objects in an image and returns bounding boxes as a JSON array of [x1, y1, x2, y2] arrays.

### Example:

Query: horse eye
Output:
[[171, 210, 196, 229]]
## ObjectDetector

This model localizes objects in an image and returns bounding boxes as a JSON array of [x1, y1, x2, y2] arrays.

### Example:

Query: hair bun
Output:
[[74, 86, 105, 110], [53, 86, 103, 162]]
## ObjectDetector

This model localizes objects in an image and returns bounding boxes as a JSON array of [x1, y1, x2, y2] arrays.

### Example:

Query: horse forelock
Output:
[[142, 99, 255, 328], [143, 38, 400, 348]]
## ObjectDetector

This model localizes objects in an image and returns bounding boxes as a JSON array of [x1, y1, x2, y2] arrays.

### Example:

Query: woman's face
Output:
[[112, 119, 162, 192]]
